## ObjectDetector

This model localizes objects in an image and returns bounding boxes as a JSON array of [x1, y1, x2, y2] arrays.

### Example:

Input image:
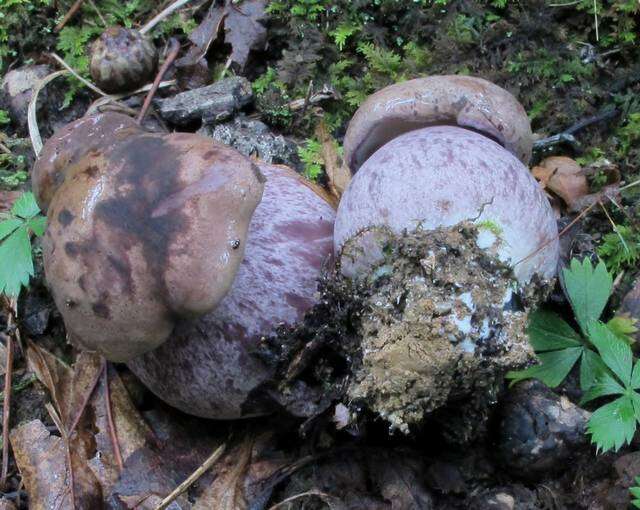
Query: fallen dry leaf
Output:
[[10, 419, 102, 510], [89, 367, 152, 494], [315, 120, 351, 205], [0, 498, 16, 510], [177, 0, 267, 82], [532, 156, 588, 211]]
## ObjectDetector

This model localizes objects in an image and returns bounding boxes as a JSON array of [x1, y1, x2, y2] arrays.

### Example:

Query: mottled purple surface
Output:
[[344, 75, 533, 172], [334, 126, 559, 283], [128, 163, 336, 419]]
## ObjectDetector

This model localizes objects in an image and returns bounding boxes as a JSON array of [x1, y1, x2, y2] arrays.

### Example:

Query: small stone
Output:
[[1, 65, 51, 134], [155, 77, 253, 125], [497, 380, 590, 480], [198, 115, 300, 171]]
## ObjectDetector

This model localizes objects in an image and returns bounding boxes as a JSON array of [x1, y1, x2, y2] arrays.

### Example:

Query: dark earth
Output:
[[1, 0, 640, 508]]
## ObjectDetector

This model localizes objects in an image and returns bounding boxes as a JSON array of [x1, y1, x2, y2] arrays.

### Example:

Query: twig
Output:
[[103, 361, 123, 472], [599, 201, 629, 254], [137, 38, 180, 124], [593, 0, 599, 41], [50, 53, 108, 97], [46, 404, 76, 510], [0, 142, 11, 155], [27, 70, 68, 157], [68, 362, 104, 435], [140, 0, 194, 35], [55, 0, 86, 32], [154, 442, 226, 510], [268, 491, 338, 510], [0, 298, 16, 491], [514, 200, 599, 268], [533, 108, 618, 151], [87, 0, 107, 27]]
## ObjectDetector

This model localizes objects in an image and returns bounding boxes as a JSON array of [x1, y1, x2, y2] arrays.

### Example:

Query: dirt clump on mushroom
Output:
[[343, 222, 550, 434]]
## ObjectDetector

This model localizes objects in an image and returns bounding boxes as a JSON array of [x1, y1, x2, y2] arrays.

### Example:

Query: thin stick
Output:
[[268, 491, 337, 510], [27, 70, 68, 157], [55, 0, 86, 32], [50, 53, 108, 97], [103, 361, 123, 472], [154, 443, 226, 510], [599, 201, 630, 253], [593, 0, 599, 41], [140, 0, 194, 35], [137, 38, 180, 124], [514, 200, 598, 267], [0, 142, 11, 155], [87, 0, 107, 27], [0, 299, 15, 490], [67, 362, 104, 435]]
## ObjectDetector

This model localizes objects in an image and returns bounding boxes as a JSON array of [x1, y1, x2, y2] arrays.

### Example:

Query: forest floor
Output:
[[0, 0, 640, 509]]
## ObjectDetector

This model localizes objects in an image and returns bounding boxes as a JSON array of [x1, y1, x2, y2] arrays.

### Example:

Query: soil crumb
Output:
[[343, 222, 549, 433]]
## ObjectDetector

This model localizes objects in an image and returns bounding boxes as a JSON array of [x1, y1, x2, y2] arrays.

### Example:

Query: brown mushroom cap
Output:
[[32, 113, 141, 212], [42, 126, 264, 361], [343, 75, 533, 172]]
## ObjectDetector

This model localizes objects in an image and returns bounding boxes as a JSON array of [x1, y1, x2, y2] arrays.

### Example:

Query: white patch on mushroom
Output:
[[453, 314, 473, 334], [476, 229, 498, 249], [458, 291, 475, 312], [459, 338, 476, 353]]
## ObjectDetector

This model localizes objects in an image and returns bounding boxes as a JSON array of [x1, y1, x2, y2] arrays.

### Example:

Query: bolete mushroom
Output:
[[89, 26, 158, 93], [333, 78, 560, 432], [34, 112, 265, 361], [127, 162, 336, 418], [34, 111, 335, 418], [343, 75, 533, 173]]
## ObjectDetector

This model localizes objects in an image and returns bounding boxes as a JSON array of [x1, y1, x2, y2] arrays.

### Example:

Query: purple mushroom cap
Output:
[[334, 126, 559, 283]]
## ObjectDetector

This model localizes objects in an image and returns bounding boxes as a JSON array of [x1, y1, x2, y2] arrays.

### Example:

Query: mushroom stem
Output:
[[137, 37, 180, 124]]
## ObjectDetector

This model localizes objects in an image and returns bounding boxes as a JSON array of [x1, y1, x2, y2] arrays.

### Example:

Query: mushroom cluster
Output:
[[34, 75, 559, 426]]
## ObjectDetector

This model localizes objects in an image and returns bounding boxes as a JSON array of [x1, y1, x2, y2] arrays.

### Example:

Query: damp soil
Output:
[[2, 1, 640, 508]]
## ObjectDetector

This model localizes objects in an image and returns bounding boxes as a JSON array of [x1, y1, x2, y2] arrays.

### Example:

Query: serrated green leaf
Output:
[[0, 226, 33, 297], [587, 395, 637, 453], [588, 321, 633, 386], [630, 487, 640, 498], [580, 370, 625, 405], [580, 348, 609, 391], [0, 217, 22, 241], [632, 501, 640, 509], [563, 258, 613, 335], [26, 215, 47, 237], [631, 360, 640, 390], [506, 347, 582, 387], [527, 310, 582, 351], [10, 191, 40, 219]]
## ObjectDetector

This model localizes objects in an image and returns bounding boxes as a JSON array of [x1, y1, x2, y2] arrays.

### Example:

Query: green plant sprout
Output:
[[507, 258, 640, 453], [631, 476, 640, 509], [0, 192, 46, 297]]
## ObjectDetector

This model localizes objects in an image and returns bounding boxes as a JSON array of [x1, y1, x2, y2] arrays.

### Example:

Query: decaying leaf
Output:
[[315, 120, 351, 204], [10, 419, 102, 510], [177, 0, 267, 82], [532, 156, 589, 211]]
